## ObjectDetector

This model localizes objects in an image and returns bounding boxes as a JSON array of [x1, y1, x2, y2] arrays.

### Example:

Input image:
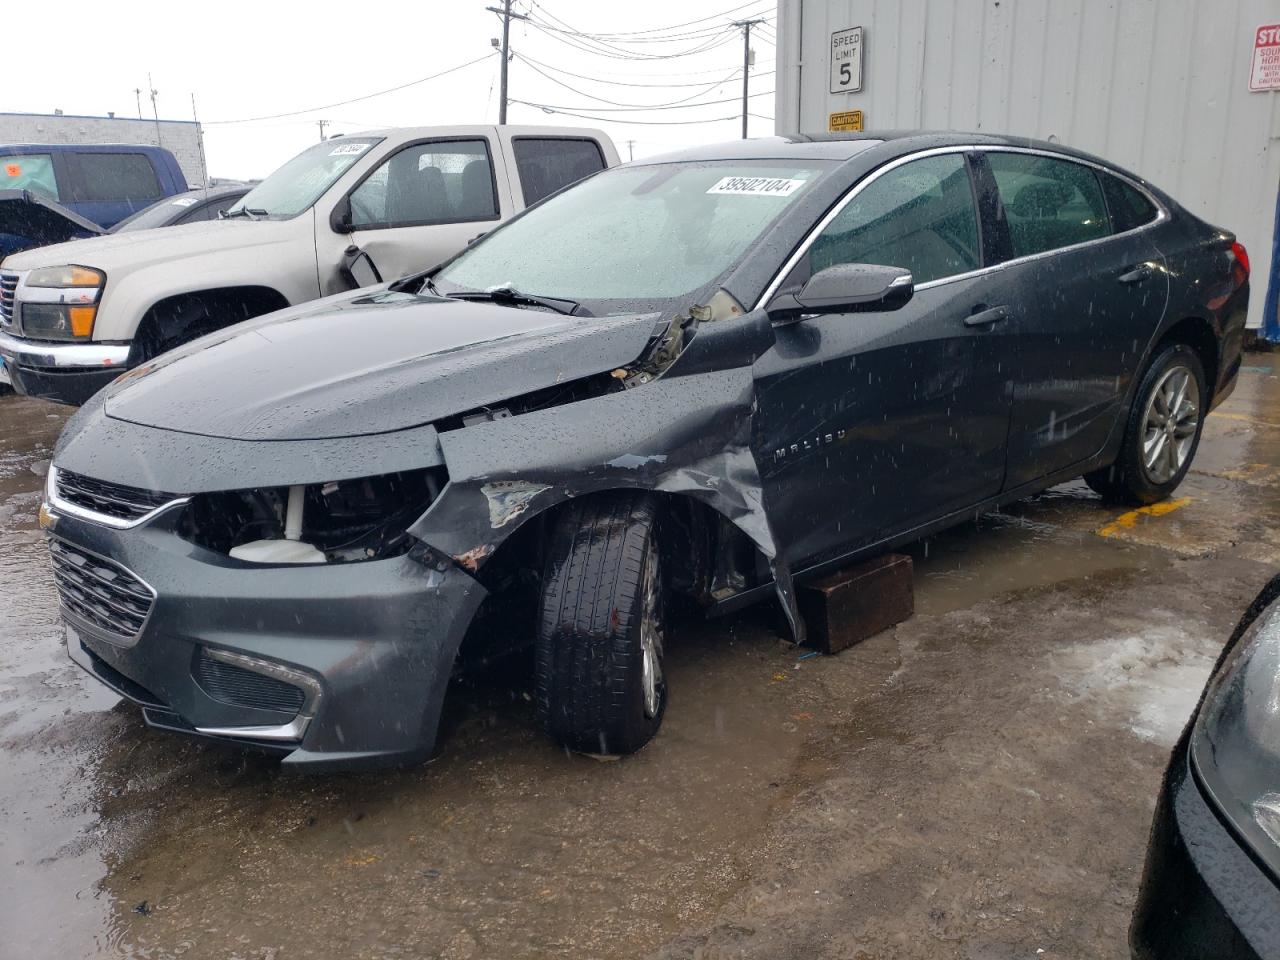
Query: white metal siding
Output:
[[776, 0, 1280, 329], [0, 114, 206, 187]]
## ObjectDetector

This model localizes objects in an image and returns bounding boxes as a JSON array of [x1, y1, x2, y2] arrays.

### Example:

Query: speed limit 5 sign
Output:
[[830, 26, 864, 94]]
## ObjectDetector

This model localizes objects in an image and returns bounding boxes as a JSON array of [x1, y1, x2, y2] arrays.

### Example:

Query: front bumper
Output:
[[47, 502, 487, 772], [1130, 739, 1280, 959], [0, 330, 130, 405]]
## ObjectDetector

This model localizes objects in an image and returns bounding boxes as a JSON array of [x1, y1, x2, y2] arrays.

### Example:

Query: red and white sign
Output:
[[1251, 22, 1280, 92]]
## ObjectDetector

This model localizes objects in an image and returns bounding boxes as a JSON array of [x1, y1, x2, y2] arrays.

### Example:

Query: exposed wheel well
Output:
[[452, 489, 766, 672], [1155, 316, 1218, 398], [131, 286, 290, 362]]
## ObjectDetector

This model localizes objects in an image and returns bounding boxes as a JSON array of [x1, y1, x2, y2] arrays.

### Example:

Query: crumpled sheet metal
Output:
[[407, 367, 804, 639]]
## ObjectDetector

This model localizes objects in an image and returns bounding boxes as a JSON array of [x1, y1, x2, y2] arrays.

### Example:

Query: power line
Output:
[[512, 89, 774, 113], [515, 48, 773, 85], [205, 53, 495, 124], [510, 100, 741, 125], [527, 0, 773, 39], [515, 53, 740, 108], [523, 13, 740, 61]]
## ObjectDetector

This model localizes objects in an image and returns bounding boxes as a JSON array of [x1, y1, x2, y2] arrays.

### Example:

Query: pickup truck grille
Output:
[[55, 468, 181, 523], [49, 538, 155, 644], [0, 272, 17, 328]]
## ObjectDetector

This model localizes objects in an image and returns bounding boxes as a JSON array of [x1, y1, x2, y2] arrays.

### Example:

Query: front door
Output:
[[978, 150, 1170, 488], [320, 137, 511, 294], [753, 151, 1017, 569]]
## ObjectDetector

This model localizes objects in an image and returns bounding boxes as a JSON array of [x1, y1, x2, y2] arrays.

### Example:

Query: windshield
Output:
[[436, 160, 833, 307], [228, 138, 381, 219]]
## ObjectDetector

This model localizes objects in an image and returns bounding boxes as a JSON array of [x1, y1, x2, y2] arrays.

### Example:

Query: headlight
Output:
[[1191, 584, 1280, 876], [21, 265, 104, 340], [26, 264, 104, 288]]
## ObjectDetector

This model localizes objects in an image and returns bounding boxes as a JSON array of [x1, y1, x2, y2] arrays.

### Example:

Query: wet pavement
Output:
[[1, 356, 1278, 959]]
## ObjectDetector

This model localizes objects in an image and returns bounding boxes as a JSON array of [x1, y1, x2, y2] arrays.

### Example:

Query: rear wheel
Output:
[[536, 493, 667, 756], [1084, 343, 1206, 505]]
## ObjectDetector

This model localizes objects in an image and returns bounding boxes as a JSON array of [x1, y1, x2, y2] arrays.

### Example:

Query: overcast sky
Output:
[[10, 0, 777, 181]]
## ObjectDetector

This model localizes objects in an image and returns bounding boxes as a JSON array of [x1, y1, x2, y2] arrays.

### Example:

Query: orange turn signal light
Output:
[[68, 305, 96, 338]]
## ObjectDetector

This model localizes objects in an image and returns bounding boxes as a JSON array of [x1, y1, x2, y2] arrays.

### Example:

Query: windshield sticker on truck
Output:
[[4, 164, 21, 177], [706, 176, 807, 197], [171, 197, 198, 207], [329, 143, 371, 157]]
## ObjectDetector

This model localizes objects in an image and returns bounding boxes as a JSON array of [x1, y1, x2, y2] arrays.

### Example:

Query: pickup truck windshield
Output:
[[228, 138, 382, 219], [437, 160, 833, 304]]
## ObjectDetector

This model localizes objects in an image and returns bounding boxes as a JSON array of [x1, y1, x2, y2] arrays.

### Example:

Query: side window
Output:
[[0, 154, 59, 199], [1100, 173, 1158, 233], [349, 139, 497, 229], [513, 138, 606, 206], [987, 153, 1110, 257], [809, 153, 981, 285], [177, 197, 239, 224], [66, 153, 163, 203]]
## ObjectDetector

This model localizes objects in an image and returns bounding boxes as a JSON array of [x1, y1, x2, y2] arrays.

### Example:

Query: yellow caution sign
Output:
[[828, 110, 864, 132]]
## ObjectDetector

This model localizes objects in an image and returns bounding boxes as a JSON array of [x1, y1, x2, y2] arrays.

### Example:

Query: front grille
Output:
[[193, 649, 306, 714], [49, 539, 155, 643], [55, 469, 179, 523], [0, 272, 16, 327]]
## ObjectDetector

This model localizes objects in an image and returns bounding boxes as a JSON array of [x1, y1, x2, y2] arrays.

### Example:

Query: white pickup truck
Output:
[[0, 125, 618, 404]]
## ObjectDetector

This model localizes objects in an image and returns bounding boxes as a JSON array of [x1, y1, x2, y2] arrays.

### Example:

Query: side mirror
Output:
[[341, 245, 383, 289], [768, 263, 914, 325], [330, 197, 354, 234]]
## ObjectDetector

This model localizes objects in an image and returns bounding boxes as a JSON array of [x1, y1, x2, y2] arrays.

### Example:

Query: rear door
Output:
[[502, 135, 609, 208], [977, 150, 1169, 488], [61, 151, 167, 227], [753, 150, 1018, 568], [336, 136, 513, 286]]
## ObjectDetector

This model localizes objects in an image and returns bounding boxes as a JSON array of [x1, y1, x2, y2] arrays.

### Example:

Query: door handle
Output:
[[964, 305, 1009, 327], [1118, 263, 1153, 284]]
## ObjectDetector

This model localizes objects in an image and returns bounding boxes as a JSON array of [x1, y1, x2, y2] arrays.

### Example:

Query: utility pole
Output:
[[134, 87, 142, 119], [625, 139, 635, 161], [486, 0, 528, 124], [732, 19, 765, 140], [317, 119, 329, 141], [148, 73, 163, 148]]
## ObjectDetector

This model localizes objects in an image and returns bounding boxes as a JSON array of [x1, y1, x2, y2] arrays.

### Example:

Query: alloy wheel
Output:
[[638, 544, 664, 719], [1141, 364, 1200, 485]]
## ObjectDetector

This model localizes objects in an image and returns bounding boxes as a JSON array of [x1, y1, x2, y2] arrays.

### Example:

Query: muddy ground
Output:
[[2, 356, 1278, 960]]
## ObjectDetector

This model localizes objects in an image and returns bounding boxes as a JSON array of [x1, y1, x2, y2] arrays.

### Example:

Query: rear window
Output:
[[0, 154, 58, 200], [987, 152, 1111, 258], [66, 153, 164, 203], [513, 137, 606, 206], [1100, 174, 1159, 233]]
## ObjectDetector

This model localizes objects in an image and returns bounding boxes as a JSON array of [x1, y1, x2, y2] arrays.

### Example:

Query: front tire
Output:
[[1085, 343, 1206, 505], [536, 493, 667, 756]]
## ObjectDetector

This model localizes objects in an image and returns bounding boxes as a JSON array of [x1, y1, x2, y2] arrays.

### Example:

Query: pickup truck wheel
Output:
[[536, 493, 668, 756], [134, 299, 219, 362], [1085, 343, 1206, 505]]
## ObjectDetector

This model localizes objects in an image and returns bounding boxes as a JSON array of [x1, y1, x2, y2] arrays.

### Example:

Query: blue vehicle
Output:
[[0, 143, 189, 256]]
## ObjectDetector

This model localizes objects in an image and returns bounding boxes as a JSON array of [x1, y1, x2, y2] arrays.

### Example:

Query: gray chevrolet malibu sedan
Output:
[[42, 133, 1250, 771]]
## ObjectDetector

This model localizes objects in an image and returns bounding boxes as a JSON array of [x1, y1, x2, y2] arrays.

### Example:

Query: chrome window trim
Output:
[[754, 144, 1170, 309], [194, 648, 324, 743], [45, 464, 190, 530], [49, 536, 158, 648]]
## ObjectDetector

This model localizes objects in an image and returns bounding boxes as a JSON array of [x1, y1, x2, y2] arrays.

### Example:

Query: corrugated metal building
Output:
[[0, 112, 206, 187], [774, 0, 1280, 332]]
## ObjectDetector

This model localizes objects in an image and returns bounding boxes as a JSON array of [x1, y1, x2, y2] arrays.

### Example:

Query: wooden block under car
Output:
[[797, 553, 914, 655]]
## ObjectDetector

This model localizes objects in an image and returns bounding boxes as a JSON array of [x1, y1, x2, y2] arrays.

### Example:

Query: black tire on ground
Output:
[[536, 493, 668, 756], [1084, 343, 1207, 506]]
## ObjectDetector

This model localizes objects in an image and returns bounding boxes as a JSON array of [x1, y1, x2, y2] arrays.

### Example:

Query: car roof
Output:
[[631, 131, 1118, 169]]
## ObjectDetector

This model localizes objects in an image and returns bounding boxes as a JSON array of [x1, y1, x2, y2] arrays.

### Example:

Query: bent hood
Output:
[[103, 291, 663, 441], [0, 190, 104, 256]]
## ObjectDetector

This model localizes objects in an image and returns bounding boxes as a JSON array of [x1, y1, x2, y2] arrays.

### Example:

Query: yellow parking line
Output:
[[1097, 497, 1192, 538], [1209, 411, 1280, 429]]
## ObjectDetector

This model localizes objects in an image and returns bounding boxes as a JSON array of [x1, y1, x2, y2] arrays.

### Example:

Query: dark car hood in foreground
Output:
[[104, 291, 662, 441], [0, 189, 104, 256]]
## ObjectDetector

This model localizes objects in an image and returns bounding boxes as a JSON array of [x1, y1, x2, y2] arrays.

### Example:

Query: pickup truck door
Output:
[[491, 129, 615, 209], [317, 136, 516, 294]]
